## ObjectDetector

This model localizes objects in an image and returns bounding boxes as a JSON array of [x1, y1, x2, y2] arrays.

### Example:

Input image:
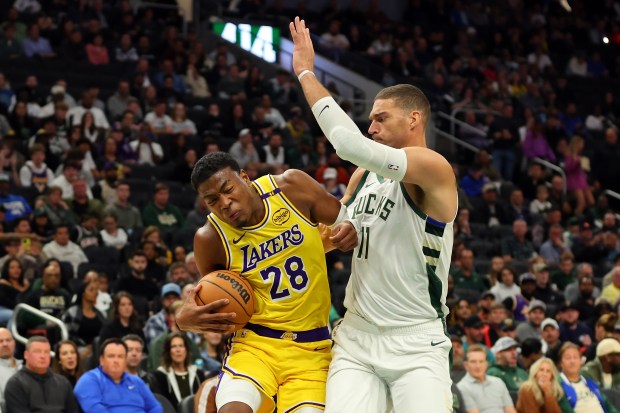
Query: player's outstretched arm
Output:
[[290, 18, 455, 200], [175, 226, 238, 334], [279, 169, 358, 251]]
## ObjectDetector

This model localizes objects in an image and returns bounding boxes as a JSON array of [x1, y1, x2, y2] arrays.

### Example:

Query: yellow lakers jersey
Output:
[[207, 175, 330, 331]]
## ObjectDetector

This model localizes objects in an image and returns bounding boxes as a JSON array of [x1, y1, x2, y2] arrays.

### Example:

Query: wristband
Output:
[[297, 69, 315, 81]]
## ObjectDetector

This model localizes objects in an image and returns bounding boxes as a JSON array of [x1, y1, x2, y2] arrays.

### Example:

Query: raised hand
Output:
[[289, 16, 315, 78]]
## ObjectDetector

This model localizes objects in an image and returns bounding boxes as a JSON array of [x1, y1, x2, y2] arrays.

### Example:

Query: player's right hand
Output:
[[176, 284, 238, 334]]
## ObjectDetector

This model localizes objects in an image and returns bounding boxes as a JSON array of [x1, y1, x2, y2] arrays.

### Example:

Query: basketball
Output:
[[195, 270, 255, 331]]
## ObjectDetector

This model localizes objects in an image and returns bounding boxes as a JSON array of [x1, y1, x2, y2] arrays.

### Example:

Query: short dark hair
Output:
[[100, 338, 128, 357], [191, 152, 241, 190], [520, 338, 543, 358], [54, 224, 70, 234], [130, 249, 147, 260], [122, 334, 145, 349]]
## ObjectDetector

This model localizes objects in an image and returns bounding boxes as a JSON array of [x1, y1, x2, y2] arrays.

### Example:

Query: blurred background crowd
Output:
[[1, 0, 620, 412]]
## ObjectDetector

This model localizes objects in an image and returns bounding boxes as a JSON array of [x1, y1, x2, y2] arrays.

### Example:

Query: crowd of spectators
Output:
[[1, 0, 620, 412]]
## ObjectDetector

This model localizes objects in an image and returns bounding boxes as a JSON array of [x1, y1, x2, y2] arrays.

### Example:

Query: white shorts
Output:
[[325, 312, 453, 413]]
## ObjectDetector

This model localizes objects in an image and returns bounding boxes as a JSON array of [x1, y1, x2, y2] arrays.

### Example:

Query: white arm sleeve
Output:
[[311, 96, 408, 181]]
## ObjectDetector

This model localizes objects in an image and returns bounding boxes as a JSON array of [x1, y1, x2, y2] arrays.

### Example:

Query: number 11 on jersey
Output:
[[357, 226, 370, 259]]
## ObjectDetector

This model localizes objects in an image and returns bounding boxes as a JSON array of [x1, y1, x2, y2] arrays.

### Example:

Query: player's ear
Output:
[[409, 110, 421, 130], [239, 169, 251, 183]]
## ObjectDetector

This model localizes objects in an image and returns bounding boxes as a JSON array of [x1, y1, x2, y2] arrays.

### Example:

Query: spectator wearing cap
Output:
[[572, 220, 606, 264], [532, 262, 565, 307], [470, 182, 511, 226], [581, 338, 620, 389], [478, 291, 497, 321], [116, 249, 160, 303], [558, 342, 618, 413], [144, 283, 182, 345], [463, 314, 495, 362], [488, 337, 529, 392], [0, 172, 32, 222], [512, 273, 538, 322], [499, 319, 518, 341], [519, 338, 544, 372], [228, 128, 260, 169], [517, 299, 546, 343], [541, 318, 562, 363], [320, 167, 346, 199], [19, 143, 55, 193], [457, 344, 516, 413], [501, 219, 536, 262], [142, 182, 185, 233], [452, 248, 486, 293], [104, 180, 143, 232], [559, 302, 593, 347], [601, 267, 620, 307]]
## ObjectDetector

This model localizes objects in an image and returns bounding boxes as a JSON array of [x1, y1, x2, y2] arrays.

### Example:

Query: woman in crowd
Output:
[[98, 291, 145, 343], [516, 357, 570, 413], [61, 278, 106, 357], [558, 342, 618, 413], [151, 332, 206, 407], [585, 313, 618, 360], [199, 332, 226, 375], [53, 339, 83, 387], [100, 213, 128, 250], [491, 266, 522, 303], [564, 135, 594, 216], [448, 298, 474, 336], [0, 257, 30, 324]]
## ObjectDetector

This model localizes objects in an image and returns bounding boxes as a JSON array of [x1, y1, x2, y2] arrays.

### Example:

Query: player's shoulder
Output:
[[194, 219, 221, 245], [274, 168, 312, 188]]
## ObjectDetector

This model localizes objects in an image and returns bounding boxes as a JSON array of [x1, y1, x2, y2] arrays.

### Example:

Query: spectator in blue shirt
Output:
[[0, 172, 32, 222], [22, 23, 55, 59], [74, 338, 162, 413]]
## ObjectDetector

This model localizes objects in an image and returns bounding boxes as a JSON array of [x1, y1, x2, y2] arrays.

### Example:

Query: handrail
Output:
[[10, 303, 69, 355], [533, 157, 566, 194], [434, 129, 482, 154], [604, 190, 620, 220], [450, 108, 501, 136], [437, 111, 487, 137]]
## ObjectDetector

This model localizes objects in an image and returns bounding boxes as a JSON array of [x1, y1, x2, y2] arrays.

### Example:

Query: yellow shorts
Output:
[[222, 328, 332, 413]]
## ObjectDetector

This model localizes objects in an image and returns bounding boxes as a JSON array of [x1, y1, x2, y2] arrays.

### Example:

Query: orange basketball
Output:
[[195, 270, 255, 331]]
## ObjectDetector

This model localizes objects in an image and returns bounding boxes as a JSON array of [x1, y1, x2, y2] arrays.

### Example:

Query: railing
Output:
[[604, 190, 620, 220], [534, 157, 567, 195], [449, 108, 500, 137], [10, 303, 69, 356], [434, 129, 483, 154], [437, 111, 487, 138]]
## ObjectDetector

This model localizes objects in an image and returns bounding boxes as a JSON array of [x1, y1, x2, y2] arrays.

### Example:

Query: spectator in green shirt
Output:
[[452, 248, 486, 293], [142, 182, 185, 232], [487, 337, 529, 392]]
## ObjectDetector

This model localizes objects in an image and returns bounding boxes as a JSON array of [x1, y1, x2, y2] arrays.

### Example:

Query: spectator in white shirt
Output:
[[50, 161, 92, 199], [129, 128, 163, 166], [100, 213, 128, 250], [260, 94, 286, 130], [319, 19, 349, 62], [67, 90, 110, 129], [170, 103, 197, 135], [42, 224, 88, 274], [19, 143, 54, 193], [144, 100, 173, 135]]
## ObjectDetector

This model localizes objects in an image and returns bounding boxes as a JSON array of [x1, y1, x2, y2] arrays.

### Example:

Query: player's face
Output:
[[368, 99, 410, 148], [198, 168, 258, 228]]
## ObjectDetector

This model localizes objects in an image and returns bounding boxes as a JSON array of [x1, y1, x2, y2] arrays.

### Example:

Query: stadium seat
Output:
[[128, 164, 158, 180], [178, 395, 195, 413], [153, 393, 176, 413], [601, 388, 620, 408], [172, 228, 196, 252], [83, 246, 121, 266]]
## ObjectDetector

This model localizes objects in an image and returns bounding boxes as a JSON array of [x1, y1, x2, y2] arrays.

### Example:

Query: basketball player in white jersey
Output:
[[291, 17, 458, 412]]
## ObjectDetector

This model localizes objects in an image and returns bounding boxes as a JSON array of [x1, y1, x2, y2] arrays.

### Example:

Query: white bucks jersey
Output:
[[344, 171, 454, 327]]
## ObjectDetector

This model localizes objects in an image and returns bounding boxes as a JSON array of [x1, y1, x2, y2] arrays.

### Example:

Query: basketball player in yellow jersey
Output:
[[176, 152, 357, 413]]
